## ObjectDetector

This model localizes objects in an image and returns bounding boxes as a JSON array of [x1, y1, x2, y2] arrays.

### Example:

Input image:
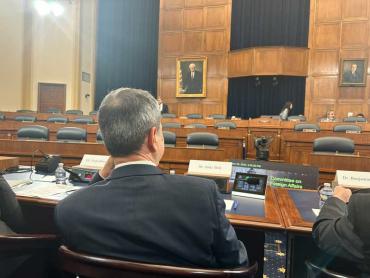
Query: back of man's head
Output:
[[98, 88, 161, 157]]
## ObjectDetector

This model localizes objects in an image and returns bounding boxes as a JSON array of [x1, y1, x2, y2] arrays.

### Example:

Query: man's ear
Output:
[[147, 127, 157, 152]]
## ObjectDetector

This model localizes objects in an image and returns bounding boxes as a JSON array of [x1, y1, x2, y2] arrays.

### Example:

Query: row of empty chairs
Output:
[[294, 123, 362, 133], [15, 109, 98, 115], [9, 115, 95, 124], [163, 131, 219, 149], [163, 121, 237, 129]]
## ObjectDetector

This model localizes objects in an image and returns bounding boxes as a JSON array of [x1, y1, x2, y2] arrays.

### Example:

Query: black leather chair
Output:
[[187, 132, 219, 149], [56, 127, 87, 142], [305, 260, 360, 278], [96, 130, 103, 143], [15, 115, 37, 122], [288, 115, 306, 121], [47, 117, 68, 124], [46, 108, 61, 114], [161, 113, 177, 118], [343, 116, 366, 123], [17, 125, 49, 141], [294, 123, 320, 132], [214, 121, 237, 129], [333, 125, 362, 133], [65, 109, 83, 115], [0, 113, 5, 120], [186, 113, 203, 119], [208, 114, 226, 119], [313, 137, 355, 154], [163, 131, 176, 147], [72, 117, 95, 124], [162, 122, 181, 129], [59, 245, 257, 278], [0, 234, 58, 278], [185, 123, 207, 129]]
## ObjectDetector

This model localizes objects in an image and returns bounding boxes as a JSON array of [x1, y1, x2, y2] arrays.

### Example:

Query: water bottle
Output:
[[55, 163, 67, 184], [319, 183, 333, 209]]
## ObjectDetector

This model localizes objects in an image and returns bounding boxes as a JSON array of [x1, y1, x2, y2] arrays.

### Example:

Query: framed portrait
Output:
[[339, 59, 367, 87], [176, 57, 207, 98]]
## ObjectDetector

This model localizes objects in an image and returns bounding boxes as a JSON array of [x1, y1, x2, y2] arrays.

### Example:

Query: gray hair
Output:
[[98, 88, 161, 156]]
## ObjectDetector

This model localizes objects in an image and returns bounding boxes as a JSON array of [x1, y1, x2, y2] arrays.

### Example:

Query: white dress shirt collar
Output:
[[114, 160, 156, 169]]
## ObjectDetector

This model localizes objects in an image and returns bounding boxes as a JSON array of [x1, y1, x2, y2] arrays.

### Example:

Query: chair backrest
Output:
[[17, 125, 49, 141], [73, 117, 95, 124], [59, 245, 258, 278], [15, 115, 37, 122], [57, 127, 87, 142], [16, 109, 35, 113], [208, 114, 226, 119], [0, 113, 5, 120], [161, 113, 177, 118], [96, 130, 103, 143], [162, 122, 181, 129], [47, 108, 61, 114], [89, 110, 98, 115], [333, 124, 362, 133], [186, 113, 203, 119], [186, 132, 219, 149], [185, 123, 207, 129], [0, 234, 58, 278], [163, 131, 176, 147], [294, 123, 320, 132], [305, 260, 359, 278], [65, 109, 83, 115], [288, 115, 306, 122], [47, 116, 68, 124], [214, 121, 237, 129], [313, 137, 355, 154], [343, 116, 366, 123]]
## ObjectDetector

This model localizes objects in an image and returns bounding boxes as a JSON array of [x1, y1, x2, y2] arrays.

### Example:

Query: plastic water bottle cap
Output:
[[58, 163, 64, 167]]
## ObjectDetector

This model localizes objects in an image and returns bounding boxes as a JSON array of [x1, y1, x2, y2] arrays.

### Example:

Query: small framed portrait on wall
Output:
[[339, 59, 367, 87], [176, 57, 207, 98]]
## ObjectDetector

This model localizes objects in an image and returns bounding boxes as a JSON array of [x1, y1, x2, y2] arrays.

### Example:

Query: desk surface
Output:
[[275, 188, 318, 233]]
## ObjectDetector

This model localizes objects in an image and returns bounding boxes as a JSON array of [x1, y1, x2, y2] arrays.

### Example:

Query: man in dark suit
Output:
[[343, 63, 363, 83], [55, 88, 248, 268], [313, 186, 370, 273], [182, 63, 203, 93], [157, 96, 169, 114]]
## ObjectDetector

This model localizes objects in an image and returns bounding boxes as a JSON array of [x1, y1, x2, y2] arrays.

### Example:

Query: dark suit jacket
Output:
[[55, 164, 248, 268], [182, 71, 203, 93], [0, 175, 25, 234], [313, 193, 370, 273]]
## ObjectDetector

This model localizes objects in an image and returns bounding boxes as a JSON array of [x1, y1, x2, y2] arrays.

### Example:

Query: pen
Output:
[[232, 200, 239, 210]]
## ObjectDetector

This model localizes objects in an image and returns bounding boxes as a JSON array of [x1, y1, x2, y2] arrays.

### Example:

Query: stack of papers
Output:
[[12, 182, 80, 199]]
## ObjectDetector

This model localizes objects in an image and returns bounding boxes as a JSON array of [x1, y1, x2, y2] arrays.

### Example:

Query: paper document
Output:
[[312, 208, 320, 217], [13, 182, 80, 199], [224, 199, 235, 211], [8, 179, 32, 188]]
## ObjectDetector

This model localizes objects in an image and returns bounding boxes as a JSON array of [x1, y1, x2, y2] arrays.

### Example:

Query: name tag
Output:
[[302, 129, 317, 133], [346, 130, 360, 134]]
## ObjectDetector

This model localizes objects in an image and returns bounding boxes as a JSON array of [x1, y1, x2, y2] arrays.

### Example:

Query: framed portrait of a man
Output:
[[176, 57, 207, 97], [339, 59, 367, 87]]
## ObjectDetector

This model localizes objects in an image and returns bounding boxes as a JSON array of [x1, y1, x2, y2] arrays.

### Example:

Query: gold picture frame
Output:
[[339, 58, 367, 87], [176, 57, 207, 98]]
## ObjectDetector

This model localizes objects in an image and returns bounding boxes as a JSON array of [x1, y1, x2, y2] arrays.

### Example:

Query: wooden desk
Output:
[[0, 156, 19, 170]]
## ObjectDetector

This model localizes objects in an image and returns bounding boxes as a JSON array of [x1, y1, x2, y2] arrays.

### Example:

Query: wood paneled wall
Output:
[[306, 0, 370, 120], [158, 0, 231, 117]]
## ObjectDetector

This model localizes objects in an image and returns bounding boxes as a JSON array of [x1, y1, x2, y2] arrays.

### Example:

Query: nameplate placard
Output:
[[335, 170, 370, 189], [346, 130, 361, 134], [79, 154, 109, 169], [302, 129, 317, 133], [188, 160, 232, 178]]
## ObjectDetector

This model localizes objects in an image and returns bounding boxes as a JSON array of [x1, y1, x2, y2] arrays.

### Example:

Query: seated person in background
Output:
[[157, 96, 168, 114], [55, 88, 248, 268], [313, 186, 370, 274], [279, 101, 293, 120], [321, 110, 336, 122], [356, 113, 366, 118], [0, 175, 25, 234]]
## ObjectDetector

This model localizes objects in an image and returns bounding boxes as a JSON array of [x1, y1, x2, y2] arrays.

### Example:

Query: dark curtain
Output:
[[231, 0, 310, 50], [94, 0, 159, 109], [227, 76, 306, 119]]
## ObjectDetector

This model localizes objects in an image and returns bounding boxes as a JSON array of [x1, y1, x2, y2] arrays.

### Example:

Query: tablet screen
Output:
[[233, 172, 268, 196]]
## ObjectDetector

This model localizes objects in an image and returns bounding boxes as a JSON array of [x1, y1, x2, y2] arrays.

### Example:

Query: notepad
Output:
[[224, 199, 235, 211]]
